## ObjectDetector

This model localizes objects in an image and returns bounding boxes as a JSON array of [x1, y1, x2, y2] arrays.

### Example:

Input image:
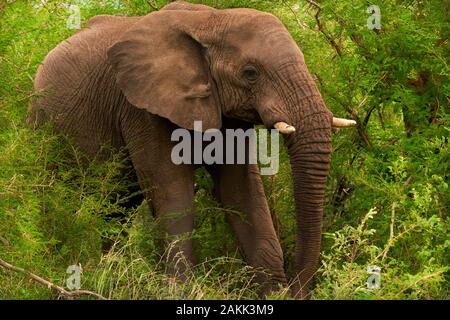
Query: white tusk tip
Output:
[[332, 117, 357, 128], [274, 122, 296, 134]]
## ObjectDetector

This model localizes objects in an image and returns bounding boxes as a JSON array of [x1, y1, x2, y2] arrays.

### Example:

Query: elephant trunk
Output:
[[283, 94, 333, 299], [254, 55, 337, 298]]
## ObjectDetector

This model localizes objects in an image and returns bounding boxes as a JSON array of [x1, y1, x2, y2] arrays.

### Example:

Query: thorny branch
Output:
[[306, 0, 342, 57], [146, 0, 159, 11], [304, 1, 392, 148], [282, 0, 306, 29], [314, 73, 373, 148], [395, 271, 444, 297], [382, 202, 396, 260], [0, 257, 107, 300]]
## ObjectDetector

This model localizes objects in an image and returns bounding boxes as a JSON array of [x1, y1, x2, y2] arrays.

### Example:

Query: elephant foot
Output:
[[252, 270, 287, 299], [289, 280, 313, 300]]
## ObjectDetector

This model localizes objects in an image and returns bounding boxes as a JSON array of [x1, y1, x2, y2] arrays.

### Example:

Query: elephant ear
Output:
[[107, 10, 221, 131]]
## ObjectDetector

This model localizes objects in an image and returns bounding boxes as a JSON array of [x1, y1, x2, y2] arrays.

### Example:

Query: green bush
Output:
[[0, 0, 448, 299]]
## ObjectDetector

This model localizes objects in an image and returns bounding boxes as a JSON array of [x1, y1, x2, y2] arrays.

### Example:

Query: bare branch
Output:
[[396, 271, 444, 298], [146, 0, 159, 11], [0, 257, 107, 300], [382, 202, 396, 260], [282, 0, 306, 30], [306, 0, 342, 57]]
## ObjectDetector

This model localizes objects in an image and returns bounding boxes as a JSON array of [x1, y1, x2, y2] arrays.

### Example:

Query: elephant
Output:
[[28, 1, 356, 298]]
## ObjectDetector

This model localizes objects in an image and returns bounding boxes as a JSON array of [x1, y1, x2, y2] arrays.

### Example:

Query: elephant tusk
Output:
[[274, 122, 296, 134], [332, 117, 357, 128]]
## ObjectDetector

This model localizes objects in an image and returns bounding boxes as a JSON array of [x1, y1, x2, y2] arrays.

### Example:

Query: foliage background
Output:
[[0, 0, 448, 299]]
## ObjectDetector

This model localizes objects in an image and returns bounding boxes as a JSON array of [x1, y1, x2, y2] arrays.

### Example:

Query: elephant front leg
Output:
[[121, 112, 196, 280], [207, 163, 287, 295], [150, 178, 195, 280]]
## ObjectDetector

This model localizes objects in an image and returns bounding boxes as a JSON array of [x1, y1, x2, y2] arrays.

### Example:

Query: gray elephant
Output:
[[28, 1, 355, 298]]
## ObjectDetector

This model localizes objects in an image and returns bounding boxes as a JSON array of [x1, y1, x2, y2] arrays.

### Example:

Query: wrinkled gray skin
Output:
[[28, 1, 333, 298]]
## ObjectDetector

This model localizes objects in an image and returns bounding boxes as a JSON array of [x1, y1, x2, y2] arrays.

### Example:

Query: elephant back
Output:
[[28, 15, 141, 155]]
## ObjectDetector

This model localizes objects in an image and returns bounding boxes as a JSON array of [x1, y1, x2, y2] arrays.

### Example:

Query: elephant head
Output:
[[107, 1, 355, 298]]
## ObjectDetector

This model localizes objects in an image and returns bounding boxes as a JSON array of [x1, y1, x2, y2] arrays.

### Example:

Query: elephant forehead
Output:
[[222, 14, 301, 62]]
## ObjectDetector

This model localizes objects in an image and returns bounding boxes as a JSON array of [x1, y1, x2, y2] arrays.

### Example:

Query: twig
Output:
[[382, 202, 396, 260], [396, 271, 444, 297], [363, 104, 377, 127], [430, 97, 440, 124], [282, 0, 306, 30], [306, 0, 342, 57], [146, 0, 159, 11], [376, 225, 415, 262], [389, 202, 395, 240], [314, 73, 372, 148], [0, 257, 107, 300], [350, 33, 373, 59]]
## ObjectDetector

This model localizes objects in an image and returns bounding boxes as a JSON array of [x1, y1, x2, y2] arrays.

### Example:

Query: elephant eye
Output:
[[242, 65, 259, 83]]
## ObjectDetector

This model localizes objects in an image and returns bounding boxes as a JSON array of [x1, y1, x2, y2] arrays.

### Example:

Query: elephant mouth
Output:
[[223, 107, 263, 124]]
